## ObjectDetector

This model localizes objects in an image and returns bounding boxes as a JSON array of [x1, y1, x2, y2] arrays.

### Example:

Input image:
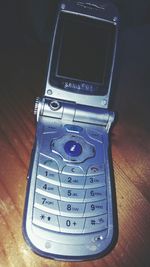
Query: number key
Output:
[[59, 201, 85, 217], [58, 216, 85, 233], [84, 186, 106, 202], [85, 173, 106, 189], [60, 173, 86, 188], [37, 166, 60, 186], [84, 200, 107, 217], [59, 187, 85, 202], [34, 193, 60, 215], [36, 179, 60, 200]]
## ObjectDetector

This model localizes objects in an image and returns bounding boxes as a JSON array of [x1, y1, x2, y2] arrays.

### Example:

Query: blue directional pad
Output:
[[64, 141, 82, 157], [51, 133, 95, 163]]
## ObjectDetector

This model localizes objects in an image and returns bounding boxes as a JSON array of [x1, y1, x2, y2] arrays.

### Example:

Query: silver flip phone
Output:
[[23, 0, 119, 261]]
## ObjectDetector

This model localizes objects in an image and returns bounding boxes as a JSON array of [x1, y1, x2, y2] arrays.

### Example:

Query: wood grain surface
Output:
[[0, 25, 150, 267]]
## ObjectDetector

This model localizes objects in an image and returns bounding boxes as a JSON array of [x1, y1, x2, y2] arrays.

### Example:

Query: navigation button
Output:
[[51, 133, 95, 163], [64, 140, 82, 157]]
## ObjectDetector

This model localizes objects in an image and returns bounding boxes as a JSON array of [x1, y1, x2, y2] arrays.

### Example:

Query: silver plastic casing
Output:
[[23, 0, 119, 261], [44, 0, 119, 108]]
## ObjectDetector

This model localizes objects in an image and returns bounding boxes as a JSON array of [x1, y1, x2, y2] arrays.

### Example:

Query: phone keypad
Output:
[[33, 131, 108, 235], [33, 163, 108, 233]]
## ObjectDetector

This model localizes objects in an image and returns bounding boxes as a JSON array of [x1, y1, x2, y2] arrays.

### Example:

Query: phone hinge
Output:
[[35, 97, 115, 132], [74, 104, 115, 132]]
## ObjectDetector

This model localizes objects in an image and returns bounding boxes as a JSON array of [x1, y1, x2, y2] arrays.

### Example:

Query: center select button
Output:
[[64, 141, 82, 157]]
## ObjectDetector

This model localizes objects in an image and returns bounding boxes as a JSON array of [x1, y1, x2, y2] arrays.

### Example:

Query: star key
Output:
[[40, 214, 45, 220]]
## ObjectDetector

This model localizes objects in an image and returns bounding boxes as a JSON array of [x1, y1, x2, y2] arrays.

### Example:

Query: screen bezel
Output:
[[49, 12, 116, 96]]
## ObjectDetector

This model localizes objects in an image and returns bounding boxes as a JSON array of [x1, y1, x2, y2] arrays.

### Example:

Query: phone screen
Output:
[[57, 13, 114, 84], [50, 12, 116, 95]]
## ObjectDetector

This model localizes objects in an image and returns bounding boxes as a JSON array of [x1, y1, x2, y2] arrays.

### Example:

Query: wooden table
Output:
[[0, 25, 150, 267]]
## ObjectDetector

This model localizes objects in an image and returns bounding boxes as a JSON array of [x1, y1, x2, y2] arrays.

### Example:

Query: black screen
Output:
[[56, 13, 115, 84]]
